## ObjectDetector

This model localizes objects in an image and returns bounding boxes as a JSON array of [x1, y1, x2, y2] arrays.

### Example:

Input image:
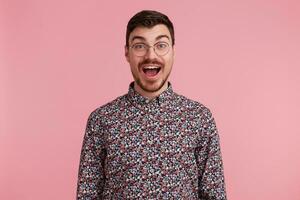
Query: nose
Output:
[[144, 46, 157, 59]]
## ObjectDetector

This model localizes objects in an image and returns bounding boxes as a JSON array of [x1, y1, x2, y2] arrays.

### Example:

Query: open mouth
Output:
[[142, 66, 161, 77]]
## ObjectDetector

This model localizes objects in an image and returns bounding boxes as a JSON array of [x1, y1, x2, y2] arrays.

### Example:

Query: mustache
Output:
[[139, 59, 163, 67]]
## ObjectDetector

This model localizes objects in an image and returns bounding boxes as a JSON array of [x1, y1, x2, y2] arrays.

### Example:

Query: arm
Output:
[[196, 108, 227, 200], [76, 110, 106, 200]]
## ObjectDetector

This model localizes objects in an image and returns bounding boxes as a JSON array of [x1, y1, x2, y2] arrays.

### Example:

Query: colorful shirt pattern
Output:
[[77, 82, 227, 199]]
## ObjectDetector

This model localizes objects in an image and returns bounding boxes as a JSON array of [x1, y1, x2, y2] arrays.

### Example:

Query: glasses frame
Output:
[[129, 42, 170, 57]]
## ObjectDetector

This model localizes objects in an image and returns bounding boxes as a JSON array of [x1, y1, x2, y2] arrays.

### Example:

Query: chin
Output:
[[141, 80, 166, 93]]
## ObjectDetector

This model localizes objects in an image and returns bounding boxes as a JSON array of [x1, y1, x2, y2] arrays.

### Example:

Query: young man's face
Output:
[[125, 24, 174, 97]]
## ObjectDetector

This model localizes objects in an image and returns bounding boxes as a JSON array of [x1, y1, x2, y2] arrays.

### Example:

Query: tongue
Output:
[[144, 69, 158, 77]]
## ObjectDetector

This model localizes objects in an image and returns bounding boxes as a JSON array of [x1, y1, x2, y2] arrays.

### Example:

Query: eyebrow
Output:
[[131, 34, 170, 43]]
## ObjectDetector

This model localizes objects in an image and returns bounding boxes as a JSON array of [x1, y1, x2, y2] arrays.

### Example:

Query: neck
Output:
[[134, 82, 168, 100]]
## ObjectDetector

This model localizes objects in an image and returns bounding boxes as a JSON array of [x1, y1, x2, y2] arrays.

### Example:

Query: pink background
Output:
[[1, 0, 300, 199]]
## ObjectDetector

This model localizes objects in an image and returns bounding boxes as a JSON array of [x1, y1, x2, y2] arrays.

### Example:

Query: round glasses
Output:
[[129, 42, 170, 57]]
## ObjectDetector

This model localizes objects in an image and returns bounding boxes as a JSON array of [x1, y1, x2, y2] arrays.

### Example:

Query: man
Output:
[[77, 10, 227, 199]]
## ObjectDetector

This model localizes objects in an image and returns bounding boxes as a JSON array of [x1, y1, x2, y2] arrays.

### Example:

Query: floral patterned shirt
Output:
[[77, 82, 227, 199]]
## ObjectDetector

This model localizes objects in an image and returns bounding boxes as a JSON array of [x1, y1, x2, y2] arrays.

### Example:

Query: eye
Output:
[[132, 43, 146, 50], [155, 42, 168, 50]]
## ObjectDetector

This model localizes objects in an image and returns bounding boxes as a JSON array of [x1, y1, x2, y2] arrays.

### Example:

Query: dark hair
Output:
[[126, 10, 175, 47]]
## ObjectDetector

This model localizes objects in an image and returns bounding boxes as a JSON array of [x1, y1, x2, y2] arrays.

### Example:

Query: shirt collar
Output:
[[127, 82, 174, 109]]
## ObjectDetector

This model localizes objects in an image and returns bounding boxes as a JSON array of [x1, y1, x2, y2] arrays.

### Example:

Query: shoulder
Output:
[[86, 94, 128, 125], [173, 93, 219, 139], [173, 92, 213, 119], [173, 93, 219, 141]]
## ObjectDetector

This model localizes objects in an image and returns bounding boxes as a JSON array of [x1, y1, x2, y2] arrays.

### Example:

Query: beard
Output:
[[135, 75, 168, 93]]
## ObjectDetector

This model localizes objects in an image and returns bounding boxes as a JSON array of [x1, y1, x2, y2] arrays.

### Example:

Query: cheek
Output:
[[164, 55, 174, 66], [130, 56, 142, 67], [129, 58, 140, 71]]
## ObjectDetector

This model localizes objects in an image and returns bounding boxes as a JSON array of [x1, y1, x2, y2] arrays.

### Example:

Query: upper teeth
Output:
[[144, 66, 160, 69]]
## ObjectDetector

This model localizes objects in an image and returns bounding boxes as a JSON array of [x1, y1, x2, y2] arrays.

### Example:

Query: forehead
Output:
[[129, 24, 171, 44]]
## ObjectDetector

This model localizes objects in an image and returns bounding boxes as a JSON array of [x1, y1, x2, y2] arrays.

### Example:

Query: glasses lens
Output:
[[131, 43, 147, 56], [154, 42, 169, 56]]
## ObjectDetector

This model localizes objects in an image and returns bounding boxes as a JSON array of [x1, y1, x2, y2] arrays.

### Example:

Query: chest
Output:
[[104, 111, 199, 164]]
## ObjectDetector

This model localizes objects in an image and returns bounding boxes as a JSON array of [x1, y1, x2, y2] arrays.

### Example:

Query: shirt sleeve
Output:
[[195, 108, 227, 200], [76, 110, 107, 200]]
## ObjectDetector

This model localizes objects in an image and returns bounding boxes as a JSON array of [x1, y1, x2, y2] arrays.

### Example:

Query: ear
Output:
[[125, 45, 130, 63], [172, 45, 175, 59]]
